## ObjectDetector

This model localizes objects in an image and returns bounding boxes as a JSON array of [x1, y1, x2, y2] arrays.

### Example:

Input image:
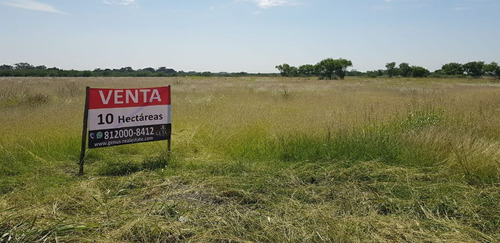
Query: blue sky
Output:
[[1, 0, 499, 73]]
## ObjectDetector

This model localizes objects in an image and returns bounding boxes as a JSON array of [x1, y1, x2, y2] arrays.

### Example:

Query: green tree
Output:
[[484, 62, 500, 79], [276, 63, 299, 77], [14, 62, 34, 70], [276, 64, 291, 77], [399, 63, 412, 77], [441, 62, 464, 76], [102, 69, 112, 77], [334, 59, 353, 79], [346, 70, 364, 77], [411, 66, 430, 78], [141, 67, 156, 73], [0, 64, 13, 76], [0, 65, 13, 70], [157, 67, 177, 76], [47, 67, 60, 77], [82, 70, 93, 77], [483, 62, 498, 78], [289, 66, 299, 77], [276, 64, 289, 76], [385, 62, 398, 77], [463, 61, 485, 78], [366, 70, 378, 78], [315, 58, 352, 80], [366, 70, 384, 78], [298, 64, 315, 77], [315, 59, 336, 79], [119, 67, 134, 73]]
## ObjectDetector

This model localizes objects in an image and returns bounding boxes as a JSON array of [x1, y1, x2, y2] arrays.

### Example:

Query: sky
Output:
[[0, 0, 499, 73]]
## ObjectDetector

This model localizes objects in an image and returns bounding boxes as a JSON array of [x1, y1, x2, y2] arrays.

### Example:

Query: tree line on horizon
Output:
[[382, 61, 500, 79], [0, 63, 275, 78], [1, 60, 499, 79], [277, 59, 500, 79]]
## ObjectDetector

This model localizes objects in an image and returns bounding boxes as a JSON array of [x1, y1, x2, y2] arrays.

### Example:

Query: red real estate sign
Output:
[[86, 86, 171, 148]]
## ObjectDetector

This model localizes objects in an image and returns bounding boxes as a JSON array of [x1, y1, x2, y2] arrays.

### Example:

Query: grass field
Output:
[[1, 76, 499, 242]]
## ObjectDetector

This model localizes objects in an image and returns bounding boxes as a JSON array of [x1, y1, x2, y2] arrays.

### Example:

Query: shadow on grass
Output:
[[97, 155, 169, 176]]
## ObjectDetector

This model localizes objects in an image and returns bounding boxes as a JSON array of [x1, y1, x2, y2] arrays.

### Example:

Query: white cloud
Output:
[[239, 0, 300, 9], [103, 0, 136, 6], [254, 0, 288, 8], [0, 0, 67, 14]]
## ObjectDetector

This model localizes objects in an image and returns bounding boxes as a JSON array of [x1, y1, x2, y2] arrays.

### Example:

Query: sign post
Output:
[[79, 86, 171, 175], [79, 87, 90, 175]]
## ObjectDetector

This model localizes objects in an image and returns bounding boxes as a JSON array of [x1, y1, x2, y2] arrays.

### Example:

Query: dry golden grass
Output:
[[1, 76, 499, 241]]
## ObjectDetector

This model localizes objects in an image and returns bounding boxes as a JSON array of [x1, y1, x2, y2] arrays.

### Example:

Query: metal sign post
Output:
[[78, 87, 90, 175]]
